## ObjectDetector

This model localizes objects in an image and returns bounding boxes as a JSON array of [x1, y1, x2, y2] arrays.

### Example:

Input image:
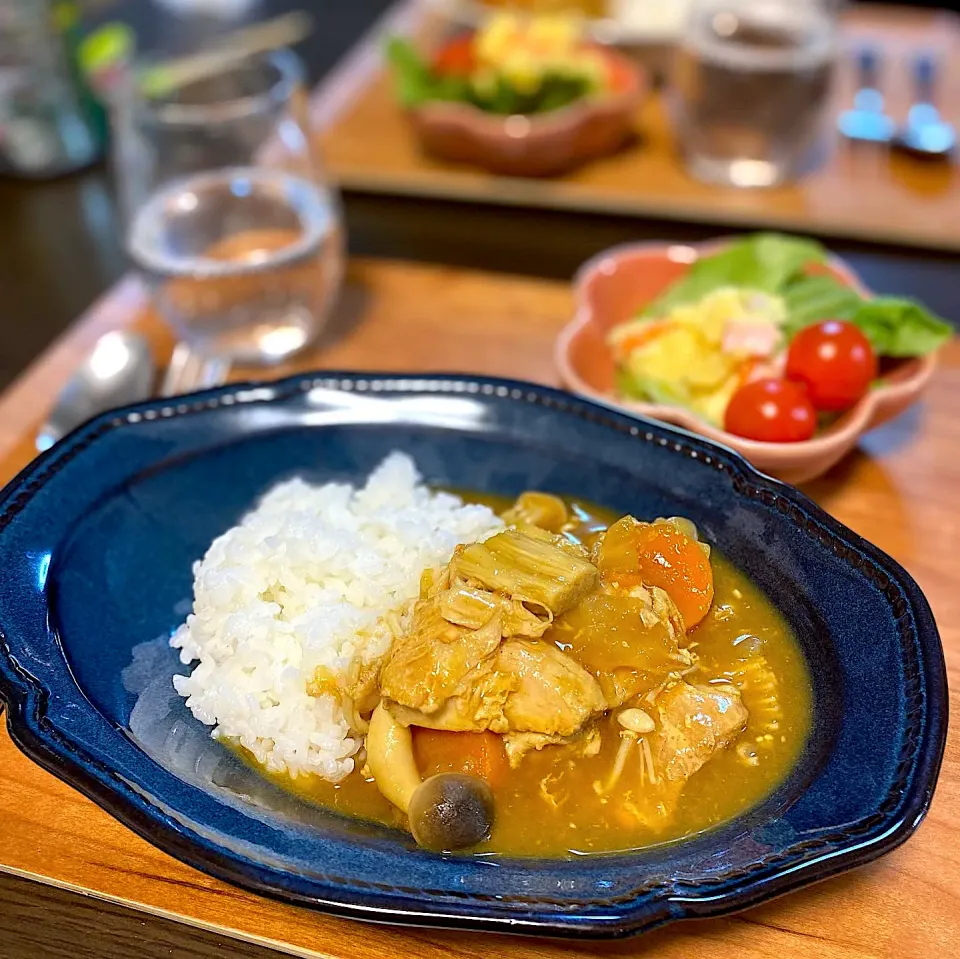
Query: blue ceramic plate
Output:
[[0, 373, 947, 939]]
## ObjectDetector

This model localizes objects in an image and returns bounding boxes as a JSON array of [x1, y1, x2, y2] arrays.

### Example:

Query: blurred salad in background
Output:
[[609, 233, 951, 443], [386, 12, 631, 115]]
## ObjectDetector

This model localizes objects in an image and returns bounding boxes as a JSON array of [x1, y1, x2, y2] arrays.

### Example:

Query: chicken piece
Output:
[[653, 682, 749, 782], [378, 536, 604, 766], [598, 667, 650, 709], [343, 660, 383, 718], [380, 578, 554, 733], [631, 584, 687, 645], [497, 639, 606, 738], [379, 602, 502, 714], [389, 662, 515, 733], [595, 682, 747, 834], [387, 638, 605, 744], [437, 584, 551, 638], [594, 682, 748, 832], [504, 723, 601, 768]]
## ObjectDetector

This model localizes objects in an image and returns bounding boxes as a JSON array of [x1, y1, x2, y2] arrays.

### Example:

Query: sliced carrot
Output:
[[412, 728, 509, 788], [737, 357, 760, 387], [611, 321, 670, 362], [598, 518, 714, 630]]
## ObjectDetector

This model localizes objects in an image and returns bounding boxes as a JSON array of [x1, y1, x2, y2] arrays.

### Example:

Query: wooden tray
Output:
[[319, 2, 960, 252], [0, 257, 958, 958]]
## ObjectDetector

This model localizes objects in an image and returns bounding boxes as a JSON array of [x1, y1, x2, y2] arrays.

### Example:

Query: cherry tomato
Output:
[[785, 320, 878, 412], [724, 378, 817, 443], [432, 34, 475, 75], [603, 52, 632, 92]]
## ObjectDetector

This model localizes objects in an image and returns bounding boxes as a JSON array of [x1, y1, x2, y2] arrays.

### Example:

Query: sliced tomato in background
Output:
[[602, 50, 634, 92], [432, 34, 476, 75]]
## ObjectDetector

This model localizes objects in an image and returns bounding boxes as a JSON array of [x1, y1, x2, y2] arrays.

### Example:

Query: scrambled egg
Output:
[[609, 288, 787, 425], [473, 13, 607, 96]]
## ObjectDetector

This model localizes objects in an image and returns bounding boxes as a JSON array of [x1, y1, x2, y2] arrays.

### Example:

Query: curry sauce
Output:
[[260, 495, 812, 857]]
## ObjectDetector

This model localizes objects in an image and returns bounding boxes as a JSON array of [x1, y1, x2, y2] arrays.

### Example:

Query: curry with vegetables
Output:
[[264, 492, 811, 857]]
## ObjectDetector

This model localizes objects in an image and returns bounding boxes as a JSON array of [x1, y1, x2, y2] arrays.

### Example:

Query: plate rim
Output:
[[0, 371, 948, 939]]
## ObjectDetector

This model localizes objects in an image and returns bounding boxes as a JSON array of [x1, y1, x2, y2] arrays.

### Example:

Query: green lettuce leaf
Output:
[[633, 231, 951, 357], [616, 369, 689, 407], [850, 298, 952, 357], [384, 38, 469, 108], [466, 73, 592, 115], [782, 274, 863, 336], [642, 233, 826, 317], [781, 273, 950, 355], [384, 37, 592, 114]]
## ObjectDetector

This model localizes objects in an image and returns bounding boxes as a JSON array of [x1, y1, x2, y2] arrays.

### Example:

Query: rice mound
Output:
[[171, 452, 503, 781]]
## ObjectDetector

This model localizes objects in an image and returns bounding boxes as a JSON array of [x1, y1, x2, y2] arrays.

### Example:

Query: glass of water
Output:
[[115, 49, 343, 364], [671, 0, 838, 188]]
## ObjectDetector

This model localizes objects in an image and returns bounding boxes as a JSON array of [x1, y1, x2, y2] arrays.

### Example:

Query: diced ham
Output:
[[722, 320, 782, 358]]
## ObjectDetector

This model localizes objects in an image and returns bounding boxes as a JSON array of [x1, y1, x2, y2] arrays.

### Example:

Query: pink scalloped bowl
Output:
[[556, 241, 939, 484], [405, 49, 646, 178]]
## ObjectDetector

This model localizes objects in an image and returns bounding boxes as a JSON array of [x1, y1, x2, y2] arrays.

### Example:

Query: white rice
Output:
[[171, 452, 503, 782]]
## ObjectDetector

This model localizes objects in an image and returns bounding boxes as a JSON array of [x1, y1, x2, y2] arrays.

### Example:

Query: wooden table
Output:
[[0, 258, 958, 959]]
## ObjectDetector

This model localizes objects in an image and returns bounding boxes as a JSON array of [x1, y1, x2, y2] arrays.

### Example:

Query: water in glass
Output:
[[128, 167, 340, 361], [116, 49, 343, 364], [672, 0, 836, 188]]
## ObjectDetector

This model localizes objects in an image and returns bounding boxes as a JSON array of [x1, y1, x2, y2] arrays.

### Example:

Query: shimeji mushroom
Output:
[[366, 704, 494, 851], [594, 707, 659, 797], [408, 774, 495, 852]]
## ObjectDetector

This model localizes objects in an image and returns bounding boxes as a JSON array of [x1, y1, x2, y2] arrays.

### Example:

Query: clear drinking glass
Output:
[[114, 49, 343, 364], [671, 0, 838, 188]]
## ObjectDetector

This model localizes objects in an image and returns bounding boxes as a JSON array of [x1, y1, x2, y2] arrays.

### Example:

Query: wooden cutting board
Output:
[[318, 2, 960, 252]]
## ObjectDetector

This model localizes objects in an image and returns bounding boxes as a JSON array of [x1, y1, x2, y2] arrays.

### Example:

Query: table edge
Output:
[[0, 863, 339, 959]]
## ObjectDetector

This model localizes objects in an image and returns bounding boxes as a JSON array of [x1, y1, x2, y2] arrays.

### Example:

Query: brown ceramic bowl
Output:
[[405, 48, 646, 177], [555, 241, 939, 484]]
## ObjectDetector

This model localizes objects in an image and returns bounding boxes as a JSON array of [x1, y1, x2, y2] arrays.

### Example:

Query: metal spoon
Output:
[[838, 46, 896, 144], [894, 51, 956, 159], [36, 332, 156, 452]]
